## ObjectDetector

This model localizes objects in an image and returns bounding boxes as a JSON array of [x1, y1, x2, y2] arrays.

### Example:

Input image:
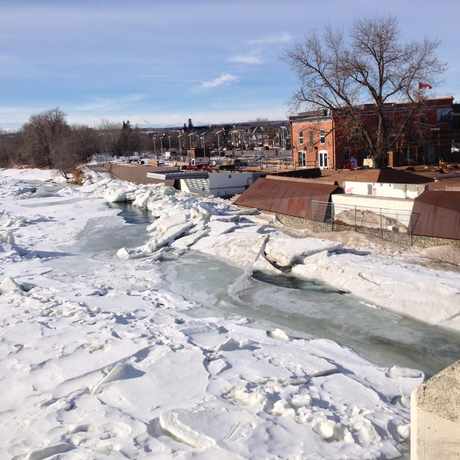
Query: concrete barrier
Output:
[[411, 360, 460, 459]]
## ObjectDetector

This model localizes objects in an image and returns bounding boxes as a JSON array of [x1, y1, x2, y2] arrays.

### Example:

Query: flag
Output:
[[418, 82, 433, 90]]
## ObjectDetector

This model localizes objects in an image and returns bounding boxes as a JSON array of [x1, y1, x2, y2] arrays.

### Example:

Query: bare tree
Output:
[[97, 120, 122, 156], [286, 16, 446, 166], [21, 108, 70, 167], [113, 121, 141, 156], [52, 126, 100, 178], [0, 131, 22, 167]]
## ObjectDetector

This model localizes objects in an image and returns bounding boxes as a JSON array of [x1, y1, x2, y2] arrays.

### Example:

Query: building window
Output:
[[320, 129, 326, 144], [299, 131, 304, 145], [309, 131, 314, 146]]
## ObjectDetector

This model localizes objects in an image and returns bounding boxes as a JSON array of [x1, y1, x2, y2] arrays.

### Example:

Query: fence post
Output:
[[331, 202, 335, 232]]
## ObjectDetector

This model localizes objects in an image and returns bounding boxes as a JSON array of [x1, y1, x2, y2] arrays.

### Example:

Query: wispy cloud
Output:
[[249, 32, 292, 45], [201, 73, 238, 88], [228, 54, 263, 65]]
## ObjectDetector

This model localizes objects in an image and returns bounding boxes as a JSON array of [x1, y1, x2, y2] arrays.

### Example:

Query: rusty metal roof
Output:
[[411, 191, 460, 240], [427, 178, 460, 192], [234, 176, 340, 220], [315, 168, 433, 185]]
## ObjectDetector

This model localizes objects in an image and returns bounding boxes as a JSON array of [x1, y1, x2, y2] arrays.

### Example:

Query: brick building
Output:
[[290, 97, 457, 170]]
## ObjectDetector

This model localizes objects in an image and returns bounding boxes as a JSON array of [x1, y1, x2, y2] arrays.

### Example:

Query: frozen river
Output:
[[113, 203, 460, 377], [4, 172, 459, 459]]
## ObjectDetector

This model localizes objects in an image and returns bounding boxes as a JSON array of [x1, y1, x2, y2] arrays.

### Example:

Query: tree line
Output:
[[0, 109, 152, 178]]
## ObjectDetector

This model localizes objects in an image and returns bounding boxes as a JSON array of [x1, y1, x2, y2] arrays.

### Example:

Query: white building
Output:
[[147, 170, 260, 198], [326, 169, 432, 230]]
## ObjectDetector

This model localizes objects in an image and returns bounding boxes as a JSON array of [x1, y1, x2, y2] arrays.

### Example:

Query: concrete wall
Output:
[[332, 193, 415, 227], [411, 360, 460, 460], [208, 172, 255, 197], [343, 181, 426, 199], [109, 164, 164, 185]]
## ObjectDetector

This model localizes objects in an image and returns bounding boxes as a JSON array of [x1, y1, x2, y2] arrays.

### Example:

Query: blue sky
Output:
[[0, 0, 459, 129]]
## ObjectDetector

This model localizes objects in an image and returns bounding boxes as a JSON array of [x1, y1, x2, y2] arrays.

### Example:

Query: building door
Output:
[[299, 151, 306, 167], [318, 151, 328, 169]]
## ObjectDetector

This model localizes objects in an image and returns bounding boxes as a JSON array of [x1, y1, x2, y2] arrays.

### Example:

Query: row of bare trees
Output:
[[0, 110, 149, 178]]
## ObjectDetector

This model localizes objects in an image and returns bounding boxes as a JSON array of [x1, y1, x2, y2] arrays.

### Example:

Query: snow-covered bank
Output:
[[83, 169, 460, 331], [0, 168, 431, 459]]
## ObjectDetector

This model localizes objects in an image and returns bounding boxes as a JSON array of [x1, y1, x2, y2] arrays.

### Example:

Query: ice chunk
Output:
[[265, 235, 341, 268], [104, 187, 135, 203], [0, 277, 24, 295], [159, 411, 216, 449], [386, 365, 424, 380], [266, 328, 289, 341]]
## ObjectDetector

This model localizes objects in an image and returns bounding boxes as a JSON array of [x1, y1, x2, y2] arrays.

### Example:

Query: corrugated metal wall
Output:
[[411, 191, 460, 240]]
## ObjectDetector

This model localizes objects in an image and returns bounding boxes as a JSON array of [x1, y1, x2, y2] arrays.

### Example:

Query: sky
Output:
[[0, 0, 459, 130]]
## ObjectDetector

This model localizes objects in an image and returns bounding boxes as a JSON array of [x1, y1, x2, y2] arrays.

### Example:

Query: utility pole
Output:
[[201, 135, 207, 161], [178, 133, 183, 156]]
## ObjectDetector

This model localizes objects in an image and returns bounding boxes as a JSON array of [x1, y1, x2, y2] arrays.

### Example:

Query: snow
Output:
[[79, 168, 460, 330], [0, 167, 457, 459]]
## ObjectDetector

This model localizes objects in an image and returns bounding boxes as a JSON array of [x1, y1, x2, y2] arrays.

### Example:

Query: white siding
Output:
[[344, 181, 426, 199]]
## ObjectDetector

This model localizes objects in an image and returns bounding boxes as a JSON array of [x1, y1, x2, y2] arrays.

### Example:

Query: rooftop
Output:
[[313, 168, 434, 185]]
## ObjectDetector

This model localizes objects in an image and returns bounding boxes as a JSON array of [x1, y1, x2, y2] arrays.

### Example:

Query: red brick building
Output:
[[290, 97, 457, 170]]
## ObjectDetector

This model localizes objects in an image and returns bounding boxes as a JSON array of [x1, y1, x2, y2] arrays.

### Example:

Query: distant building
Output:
[[290, 97, 457, 170]]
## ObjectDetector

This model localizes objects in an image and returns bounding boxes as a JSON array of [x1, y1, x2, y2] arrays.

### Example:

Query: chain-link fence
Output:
[[309, 200, 419, 246]]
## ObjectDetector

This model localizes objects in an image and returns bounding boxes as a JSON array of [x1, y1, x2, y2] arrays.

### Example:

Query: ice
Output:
[[1, 167, 457, 460], [159, 411, 216, 449], [266, 328, 290, 340], [264, 235, 341, 268]]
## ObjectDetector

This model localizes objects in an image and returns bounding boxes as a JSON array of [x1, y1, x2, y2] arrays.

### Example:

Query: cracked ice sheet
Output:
[[0, 169, 423, 460]]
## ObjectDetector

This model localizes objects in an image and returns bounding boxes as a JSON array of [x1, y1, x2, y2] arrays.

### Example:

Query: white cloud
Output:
[[249, 32, 292, 45], [228, 54, 263, 65], [201, 73, 238, 89]]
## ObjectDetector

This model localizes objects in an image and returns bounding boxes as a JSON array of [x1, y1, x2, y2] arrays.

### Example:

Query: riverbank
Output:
[[0, 167, 433, 459]]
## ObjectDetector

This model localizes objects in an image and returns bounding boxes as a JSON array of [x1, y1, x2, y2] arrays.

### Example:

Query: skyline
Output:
[[1, 0, 459, 130]]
